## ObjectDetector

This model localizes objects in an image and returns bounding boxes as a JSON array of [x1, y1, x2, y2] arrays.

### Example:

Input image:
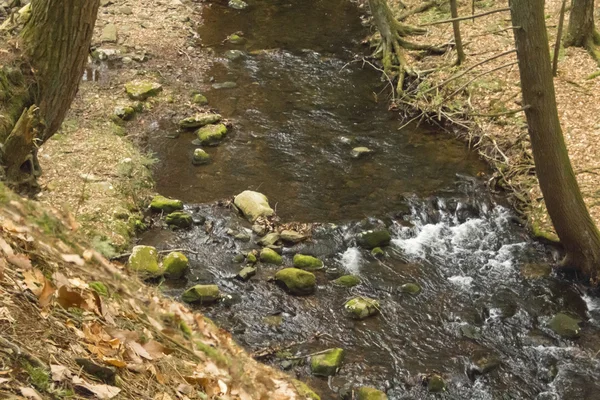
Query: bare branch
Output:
[[420, 7, 511, 26]]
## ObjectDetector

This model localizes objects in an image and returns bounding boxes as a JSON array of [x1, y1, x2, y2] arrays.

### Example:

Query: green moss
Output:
[[182, 284, 220, 304], [275, 268, 316, 295], [197, 123, 228, 146], [310, 348, 345, 377], [371, 247, 385, 257], [247, 252, 257, 263], [89, 281, 109, 297], [344, 297, 380, 320], [165, 211, 193, 229], [293, 380, 321, 400], [179, 320, 193, 338], [427, 374, 446, 393], [128, 245, 161, 276], [179, 113, 221, 129], [357, 387, 388, 400], [22, 361, 49, 392], [162, 251, 189, 278], [333, 275, 361, 287], [357, 229, 391, 249], [34, 212, 63, 236], [293, 254, 323, 270], [194, 340, 230, 367], [124, 80, 163, 100], [400, 283, 422, 295], [91, 236, 118, 259], [192, 93, 208, 105], [549, 312, 581, 339], [260, 248, 282, 265], [150, 195, 183, 213]]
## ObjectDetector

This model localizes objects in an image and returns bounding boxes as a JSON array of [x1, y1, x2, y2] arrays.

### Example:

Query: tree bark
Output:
[[450, 0, 465, 65], [510, 0, 600, 282], [564, 0, 600, 61], [0, 0, 100, 188]]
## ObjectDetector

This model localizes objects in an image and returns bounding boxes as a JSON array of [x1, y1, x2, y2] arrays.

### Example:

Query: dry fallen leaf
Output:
[[20, 387, 42, 400], [102, 357, 127, 368], [72, 376, 121, 399], [0, 238, 13, 256], [143, 339, 173, 359], [0, 307, 14, 323], [0, 257, 5, 280], [62, 253, 85, 266], [50, 364, 71, 382], [8, 253, 32, 269], [22, 269, 46, 296], [154, 393, 174, 400]]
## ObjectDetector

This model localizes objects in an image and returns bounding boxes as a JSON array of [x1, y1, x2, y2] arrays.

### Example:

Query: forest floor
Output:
[[391, 0, 600, 240]]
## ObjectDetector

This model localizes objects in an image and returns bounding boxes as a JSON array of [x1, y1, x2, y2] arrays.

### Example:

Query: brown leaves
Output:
[[72, 376, 121, 399]]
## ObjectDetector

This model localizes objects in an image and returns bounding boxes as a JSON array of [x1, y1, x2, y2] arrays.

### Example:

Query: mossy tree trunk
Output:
[[0, 0, 100, 190], [564, 0, 600, 62], [511, 0, 600, 282]]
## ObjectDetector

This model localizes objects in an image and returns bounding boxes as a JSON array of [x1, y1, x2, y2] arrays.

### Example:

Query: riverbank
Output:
[[385, 0, 600, 241]]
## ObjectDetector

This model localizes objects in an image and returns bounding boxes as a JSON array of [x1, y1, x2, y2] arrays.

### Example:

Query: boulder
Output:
[[357, 387, 388, 400], [150, 195, 183, 213], [400, 283, 421, 295], [333, 275, 360, 288], [192, 93, 208, 105], [549, 313, 581, 339], [234, 191, 274, 222], [101, 23, 118, 43], [351, 147, 372, 159], [357, 229, 391, 249], [292, 380, 320, 400], [280, 230, 307, 243], [182, 284, 220, 304], [124, 80, 162, 100], [192, 148, 210, 165], [344, 297, 379, 319], [197, 123, 228, 146], [162, 251, 188, 279], [128, 245, 160, 277], [236, 266, 257, 281], [293, 254, 323, 271], [310, 348, 344, 377], [165, 211, 193, 228], [260, 248, 282, 265], [275, 268, 316, 295], [179, 113, 221, 129], [228, 0, 248, 9]]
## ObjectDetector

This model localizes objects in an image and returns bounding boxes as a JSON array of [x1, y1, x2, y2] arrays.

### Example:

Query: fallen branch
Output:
[[397, 0, 440, 21], [468, 105, 530, 118], [252, 331, 325, 359], [0, 336, 47, 369], [443, 60, 519, 100], [420, 7, 510, 26]]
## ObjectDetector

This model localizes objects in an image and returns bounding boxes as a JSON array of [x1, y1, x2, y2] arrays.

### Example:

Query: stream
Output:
[[142, 0, 600, 398]]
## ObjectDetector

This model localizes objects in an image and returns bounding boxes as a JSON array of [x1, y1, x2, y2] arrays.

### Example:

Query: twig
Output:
[[420, 7, 511, 26], [0, 336, 47, 369], [468, 105, 530, 118], [443, 60, 519, 100], [284, 348, 335, 361], [251, 331, 325, 359]]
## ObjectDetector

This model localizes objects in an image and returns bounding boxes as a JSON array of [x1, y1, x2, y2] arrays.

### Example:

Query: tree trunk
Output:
[[0, 0, 100, 189], [450, 0, 465, 65], [564, 0, 600, 61], [510, 0, 600, 282]]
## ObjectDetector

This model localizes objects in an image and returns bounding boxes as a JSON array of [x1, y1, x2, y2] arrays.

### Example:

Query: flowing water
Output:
[[143, 0, 600, 398]]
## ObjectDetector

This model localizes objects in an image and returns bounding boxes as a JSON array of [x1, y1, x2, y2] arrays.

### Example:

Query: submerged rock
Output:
[[521, 263, 552, 279], [234, 191, 274, 222], [197, 123, 228, 146], [182, 284, 220, 304], [400, 282, 421, 295], [166, 211, 193, 228], [468, 351, 501, 377], [258, 232, 280, 246], [228, 0, 248, 9], [333, 275, 360, 287], [549, 313, 581, 339], [179, 113, 221, 129], [357, 230, 391, 249], [260, 248, 282, 265], [162, 251, 188, 279], [275, 268, 316, 295], [351, 146, 372, 158], [192, 148, 210, 165], [293, 254, 323, 270], [124, 80, 162, 100], [128, 245, 160, 277], [311, 348, 344, 377], [356, 387, 388, 400], [280, 230, 307, 244], [344, 297, 379, 319], [232, 254, 245, 263], [292, 380, 320, 400], [224, 49, 245, 61], [236, 266, 257, 281], [226, 33, 247, 45], [427, 374, 446, 393]]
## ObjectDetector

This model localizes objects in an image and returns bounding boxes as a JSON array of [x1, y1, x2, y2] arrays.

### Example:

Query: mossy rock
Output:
[[246, 252, 257, 264], [162, 251, 188, 279], [192, 148, 211, 165], [357, 387, 388, 400], [333, 275, 360, 288], [150, 195, 183, 213], [275, 268, 316, 295], [400, 283, 421, 295], [236, 266, 257, 281], [226, 34, 247, 45], [357, 230, 391, 249], [258, 232, 280, 246], [89, 281, 109, 297], [224, 49, 245, 61], [124, 80, 162, 100], [310, 348, 344, 377], [292, 380, 320, 400], [166, 211, 193, 229], [179, 113, 221, 129], [228, 0, 248, 9], [427, 374, 446, 393], [280, 230, 307, 243], [344, 297, 379, 320], [182, 284, 220, 304], [293, 254, 323, 271], [549, 312, 581, 339], [232, 254, 245, 263], [113, 105, 135, 121], [197, 123, 228, 146], [371, 247, 384, 258], [128, 245, 161, 277], [234, 190, 274, 221], [192, 93, 208, 105], [260, 248, 282, 265]]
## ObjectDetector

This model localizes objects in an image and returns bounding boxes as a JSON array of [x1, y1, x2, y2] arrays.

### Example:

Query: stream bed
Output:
[[142, 0, 600, 398]]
